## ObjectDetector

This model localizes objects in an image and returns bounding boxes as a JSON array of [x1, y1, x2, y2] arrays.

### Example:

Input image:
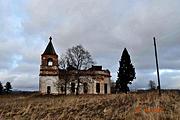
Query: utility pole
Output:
[[153, 37, 161, 96]]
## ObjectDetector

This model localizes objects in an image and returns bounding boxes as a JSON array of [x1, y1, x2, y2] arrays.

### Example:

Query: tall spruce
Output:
[[116, 48, 135, 93]]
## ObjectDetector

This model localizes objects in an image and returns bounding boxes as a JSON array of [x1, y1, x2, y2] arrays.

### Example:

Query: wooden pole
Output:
[[153, 37, 161, 96]]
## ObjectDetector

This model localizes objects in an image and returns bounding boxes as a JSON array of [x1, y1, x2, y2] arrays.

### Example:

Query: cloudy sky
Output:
[[0, 0, 180, 91]]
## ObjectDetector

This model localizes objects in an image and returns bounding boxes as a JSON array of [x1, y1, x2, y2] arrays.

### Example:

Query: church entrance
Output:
[[47, 86, 51, 94]]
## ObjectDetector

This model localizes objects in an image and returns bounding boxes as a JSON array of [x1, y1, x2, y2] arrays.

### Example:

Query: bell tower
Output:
[[39, 37, 59, 94]]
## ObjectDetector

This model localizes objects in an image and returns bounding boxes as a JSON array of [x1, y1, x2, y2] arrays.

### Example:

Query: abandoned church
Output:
[[39, 37, 111, 94]]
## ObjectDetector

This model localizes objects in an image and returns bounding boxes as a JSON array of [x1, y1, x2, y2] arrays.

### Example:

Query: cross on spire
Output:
[[49, 36, 52, 41]]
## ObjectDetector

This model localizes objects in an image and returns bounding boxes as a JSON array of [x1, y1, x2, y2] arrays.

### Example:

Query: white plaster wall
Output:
[[93, 77, 111, 94], [93, 81, 96, 94], [39, 75, 111, 94], [104, 77, 111, 94], [39, 76, 59, 94]]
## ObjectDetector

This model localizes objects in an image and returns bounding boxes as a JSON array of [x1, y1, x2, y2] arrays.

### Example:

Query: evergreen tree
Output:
[[116, 48, 136, 93], [0, 82, 3, 94], [4, 82, 12, 93]]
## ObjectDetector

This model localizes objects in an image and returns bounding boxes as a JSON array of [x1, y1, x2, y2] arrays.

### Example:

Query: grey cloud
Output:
[[21, 0, 180, 89]]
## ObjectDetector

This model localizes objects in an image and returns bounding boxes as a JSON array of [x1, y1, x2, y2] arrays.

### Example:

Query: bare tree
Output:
[[149, 80, 156, 90], [54, 79, 62, 94], [56, 54, 69, 95], [66, 45, 94, 95]]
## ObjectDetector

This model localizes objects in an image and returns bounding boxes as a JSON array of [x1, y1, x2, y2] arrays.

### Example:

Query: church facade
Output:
[[39, 37, 111, 94]]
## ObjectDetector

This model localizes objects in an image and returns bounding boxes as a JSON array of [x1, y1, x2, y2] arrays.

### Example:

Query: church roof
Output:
[[43, 37, 57, 55]]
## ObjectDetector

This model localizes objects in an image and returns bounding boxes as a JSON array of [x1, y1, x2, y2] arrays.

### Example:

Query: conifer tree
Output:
[[0, 82, 3, 94], [116, 48, 135, 93], [4, 82, 12, 93]]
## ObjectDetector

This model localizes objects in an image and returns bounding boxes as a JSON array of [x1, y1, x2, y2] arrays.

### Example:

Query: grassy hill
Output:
[[0, 91, 179, 120]]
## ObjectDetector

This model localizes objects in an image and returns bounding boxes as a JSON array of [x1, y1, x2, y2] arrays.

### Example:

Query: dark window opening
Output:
[[96, 83, 100, 93], [61, 86, 64, 92], [71, 83, 75, 93], [83, 83, 88, 94], [104, 83, 107, 94], [47, 86, 51, 94]]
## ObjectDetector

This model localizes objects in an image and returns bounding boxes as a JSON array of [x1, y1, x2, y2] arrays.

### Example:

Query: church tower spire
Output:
[[43, 36, 57, 55], [39, 36, 59, 94]]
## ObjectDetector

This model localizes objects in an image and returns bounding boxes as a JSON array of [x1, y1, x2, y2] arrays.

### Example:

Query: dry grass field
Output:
[[0, 91, 179, 120]]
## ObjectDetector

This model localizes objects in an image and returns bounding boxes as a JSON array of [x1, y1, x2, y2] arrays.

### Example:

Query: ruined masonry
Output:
[[39, 37, 111, 94]]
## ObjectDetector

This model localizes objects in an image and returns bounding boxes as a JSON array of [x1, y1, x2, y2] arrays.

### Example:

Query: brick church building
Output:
[[39, 37, 111, 94]]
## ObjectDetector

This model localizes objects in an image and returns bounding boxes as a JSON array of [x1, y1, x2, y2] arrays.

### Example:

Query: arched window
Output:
[[47, 58, 53, 66]]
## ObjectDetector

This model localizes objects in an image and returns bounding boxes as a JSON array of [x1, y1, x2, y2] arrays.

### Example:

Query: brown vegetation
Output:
[[0, 91, 179, 120]]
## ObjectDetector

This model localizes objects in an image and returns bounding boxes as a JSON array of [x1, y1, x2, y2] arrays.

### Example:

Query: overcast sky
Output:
[[0, 0, 180, 91]]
